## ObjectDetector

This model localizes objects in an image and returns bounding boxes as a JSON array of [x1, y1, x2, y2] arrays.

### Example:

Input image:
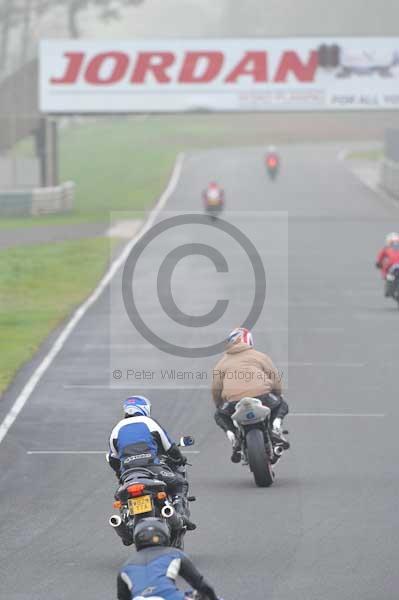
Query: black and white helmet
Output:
[[133, 518, 170, 550]]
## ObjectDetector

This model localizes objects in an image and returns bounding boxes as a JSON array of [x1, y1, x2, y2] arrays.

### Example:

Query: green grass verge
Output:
[[1, 114, 277, 229], [0, 237, 113, 394], [346, 149, 383, 162]]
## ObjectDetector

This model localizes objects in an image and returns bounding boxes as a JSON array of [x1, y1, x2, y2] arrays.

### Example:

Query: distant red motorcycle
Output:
[[265, 148, 280, 180], [203, 182, 224, 220]]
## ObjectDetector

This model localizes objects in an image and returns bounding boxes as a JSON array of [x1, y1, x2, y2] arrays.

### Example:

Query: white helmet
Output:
[[386, 232, 399, 246], [227, 327, 254, 348]]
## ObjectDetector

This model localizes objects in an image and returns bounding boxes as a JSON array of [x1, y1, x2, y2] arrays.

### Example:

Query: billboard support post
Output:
[[35, 117, 58, 187]]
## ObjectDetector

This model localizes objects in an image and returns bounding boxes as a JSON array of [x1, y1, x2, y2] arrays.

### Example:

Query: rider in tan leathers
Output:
[[212, 327, 289, 462]]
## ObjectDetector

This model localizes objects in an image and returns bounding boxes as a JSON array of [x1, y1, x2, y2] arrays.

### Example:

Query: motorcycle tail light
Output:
[[268, 157, 277, 167], [127, 483, 145, 497], [113, 500, 122, 509], [157, 492, 167, 500]]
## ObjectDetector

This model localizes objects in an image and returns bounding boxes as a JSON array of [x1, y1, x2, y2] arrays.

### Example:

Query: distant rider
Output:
[[203, 181, 224, 207], [107, 396, 196, 530], [376, 232, 399, 296], [266, 145, 280, 168], [212, 327, 289, 462], [117, 518, 218, 600]]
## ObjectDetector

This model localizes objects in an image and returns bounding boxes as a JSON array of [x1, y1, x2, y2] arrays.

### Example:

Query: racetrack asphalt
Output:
[[0, 222, 107, 250], [0, 143, 398, 600]]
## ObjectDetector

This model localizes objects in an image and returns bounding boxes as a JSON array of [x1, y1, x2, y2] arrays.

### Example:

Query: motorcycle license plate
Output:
[[128, 495, 153, 516], [207, 198, 219, 205]]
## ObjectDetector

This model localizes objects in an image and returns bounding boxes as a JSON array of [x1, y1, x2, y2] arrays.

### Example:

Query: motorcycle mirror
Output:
[[179, 436, 195, 447]]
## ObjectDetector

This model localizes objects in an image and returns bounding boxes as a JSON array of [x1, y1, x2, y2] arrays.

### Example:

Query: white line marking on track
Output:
[[337, 148, 349, 162], [83, 328, 346, 349], [63, 385, 213, 390], [27, 450, 106, 455], [0, 153, 185, 446], [354, 313, 397, 320], [26, 450, 200, 455], [280, 362, 365, 368], [64, 369, 367, 390], [290, 413, 385, 417]]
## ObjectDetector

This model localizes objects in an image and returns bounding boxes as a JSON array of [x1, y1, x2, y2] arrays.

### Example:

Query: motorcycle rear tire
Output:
[[246, 428, 274, 488]]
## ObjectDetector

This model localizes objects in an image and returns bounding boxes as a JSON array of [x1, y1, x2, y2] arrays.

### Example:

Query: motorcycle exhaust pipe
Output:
[[161, 504, 175, 519], [109, 514, 122, 527], [161, 504, 184, 530], [109, 515, 132, 545], [274, 446, 284, 457]]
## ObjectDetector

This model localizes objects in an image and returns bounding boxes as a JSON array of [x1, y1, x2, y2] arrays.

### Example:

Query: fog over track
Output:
[[1, 143, 398, 600]]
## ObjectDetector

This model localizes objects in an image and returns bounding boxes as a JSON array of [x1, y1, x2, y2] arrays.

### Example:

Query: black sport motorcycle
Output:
[[232, 398, 289, 487], [109, 437, 195, 549]]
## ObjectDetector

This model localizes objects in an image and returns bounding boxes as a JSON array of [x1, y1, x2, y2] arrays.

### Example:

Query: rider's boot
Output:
[[272, 418, 290, 450], [226, 430, 241, 463], [231, 442, 242, 463]]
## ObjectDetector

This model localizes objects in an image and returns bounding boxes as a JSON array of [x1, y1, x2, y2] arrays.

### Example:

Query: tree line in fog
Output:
[[0, 0, 144, 74]]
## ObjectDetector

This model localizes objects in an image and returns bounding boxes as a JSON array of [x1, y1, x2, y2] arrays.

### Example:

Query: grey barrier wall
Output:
[[382, 129, 399, 200], [0, 157, 40, 188], [381, 159, 399, 200], [0, 182, 75, 217], [385, 129, 399, 162], [0, 190, 32, 216]]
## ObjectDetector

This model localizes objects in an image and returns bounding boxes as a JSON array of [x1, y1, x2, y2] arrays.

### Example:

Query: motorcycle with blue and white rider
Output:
[[107, 396, 196, 535]]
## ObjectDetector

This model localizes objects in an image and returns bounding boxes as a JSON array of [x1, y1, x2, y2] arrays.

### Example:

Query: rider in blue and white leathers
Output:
[[107, 396, 195, 530], [117, 518, 218, 600]]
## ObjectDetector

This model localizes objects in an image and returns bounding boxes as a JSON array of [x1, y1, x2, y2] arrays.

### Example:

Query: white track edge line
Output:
[[290, 412, 385, 417], [0, 153, 185, 446]]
